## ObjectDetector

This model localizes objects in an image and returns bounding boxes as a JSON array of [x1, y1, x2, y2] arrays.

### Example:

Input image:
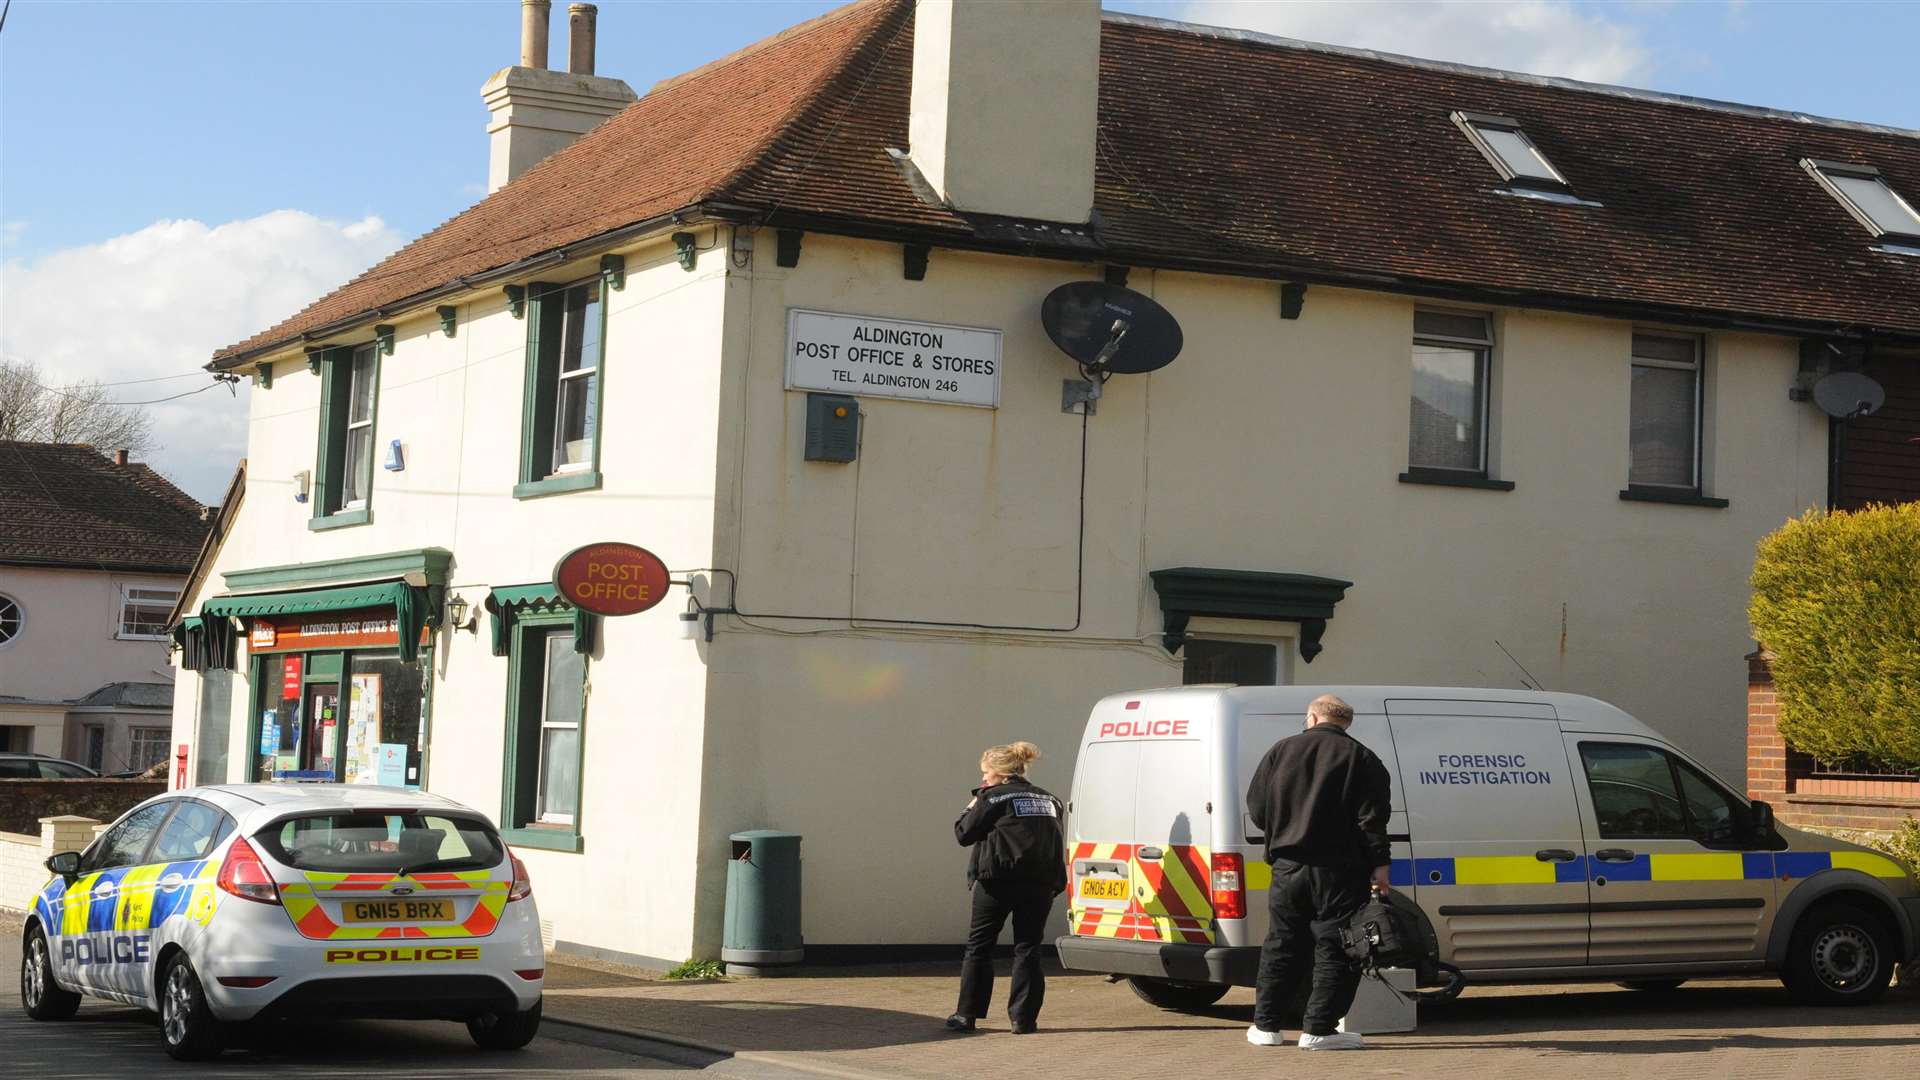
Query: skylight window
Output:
[[1803, 159, 1920, 243], [1453, 111, 1567, 189]]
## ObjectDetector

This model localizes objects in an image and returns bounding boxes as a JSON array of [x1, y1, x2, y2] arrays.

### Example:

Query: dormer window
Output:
[[1453, 111, 1568, 189], [1802, 159, 1920, 244]]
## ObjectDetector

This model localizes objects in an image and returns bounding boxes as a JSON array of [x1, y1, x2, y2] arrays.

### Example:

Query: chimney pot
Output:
[[568, 3, 597, 76], [521, 0, 551, 69], [114, 449, 129, 466]]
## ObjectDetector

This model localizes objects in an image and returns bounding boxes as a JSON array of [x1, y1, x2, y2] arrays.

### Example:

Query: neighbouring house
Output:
[[0, 442, 210, 774], [168, 0, 1919, 966]]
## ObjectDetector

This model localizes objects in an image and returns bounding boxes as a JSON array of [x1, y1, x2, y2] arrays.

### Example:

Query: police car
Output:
[[19, 785, 545, 1060]]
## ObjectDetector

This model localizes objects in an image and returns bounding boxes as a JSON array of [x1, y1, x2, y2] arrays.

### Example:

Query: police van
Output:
[[1056, 686, 1920, 1009], [19, 785, 546, 1059]]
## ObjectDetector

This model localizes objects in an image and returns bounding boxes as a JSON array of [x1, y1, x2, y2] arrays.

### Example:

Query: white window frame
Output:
[[1452, 110, 1569, 189], [1628, 331, 1704, 491], [118, 584, 179, 641], [1410, 308, 1495, 476], [129, 726, 171, 772], [341, 343, 378, 509], [534, 631, 582, 826], [550, 279, 603, 476], [0, 592, 23, 649], [1802, 158, 1920, 244]]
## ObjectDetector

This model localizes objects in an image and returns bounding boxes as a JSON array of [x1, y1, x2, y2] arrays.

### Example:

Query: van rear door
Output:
[[1067, 739, 1142, 938], [1129, 738, 1215, 944]]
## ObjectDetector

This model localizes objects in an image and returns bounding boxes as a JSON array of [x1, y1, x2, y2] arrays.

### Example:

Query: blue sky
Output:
[[2, 0, 1917, 501]]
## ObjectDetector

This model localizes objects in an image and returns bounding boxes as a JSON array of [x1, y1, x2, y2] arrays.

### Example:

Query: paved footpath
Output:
[[542, 956, 1920, 1080]]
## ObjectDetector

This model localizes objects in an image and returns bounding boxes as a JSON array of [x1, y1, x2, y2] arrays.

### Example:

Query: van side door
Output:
[[1388, 701, 1590, 970], [1566, 737, 1777, 968]]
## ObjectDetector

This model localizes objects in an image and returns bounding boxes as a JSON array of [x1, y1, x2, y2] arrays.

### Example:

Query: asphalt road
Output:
[[0, 916, 807, 1078]]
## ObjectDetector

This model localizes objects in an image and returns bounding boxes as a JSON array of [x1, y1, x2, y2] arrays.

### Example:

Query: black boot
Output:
[[1010, 1020, 1038, 1035], [944, 1014, 978, 1033]]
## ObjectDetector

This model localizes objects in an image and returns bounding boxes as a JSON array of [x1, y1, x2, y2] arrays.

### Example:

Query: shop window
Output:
[[346, 654, 425, 786], [312, 342, 380, 529], [515, 276, 608, 498], [195, 669, 234, 785], [129, 727, 171, 772], [119, 585, 179, 639], [503, 610, 588, 850]]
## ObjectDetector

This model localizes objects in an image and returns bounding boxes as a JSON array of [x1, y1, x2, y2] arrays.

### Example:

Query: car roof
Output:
[[162, 784, 478, 826]]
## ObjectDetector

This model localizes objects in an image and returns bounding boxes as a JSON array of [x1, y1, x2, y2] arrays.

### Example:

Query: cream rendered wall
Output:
[[0, 566, 183, 701], [697, 234, 1828, 946], [167, 232, 730, 965]]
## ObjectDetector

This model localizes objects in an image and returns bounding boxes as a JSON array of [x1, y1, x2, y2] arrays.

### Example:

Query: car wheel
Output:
[[158, 953, 224, 1060], [467, 998, 542, 1050], [1782, 902, 1895, 1006], [21, 925, 81, 1021], [1616, 979, 1687, 993], [1126, 976, 1231, 1011]]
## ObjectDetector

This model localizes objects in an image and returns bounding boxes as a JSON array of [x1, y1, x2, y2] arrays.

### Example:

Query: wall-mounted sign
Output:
[[249, 607, 430, 653], [553, 542, 671, 617], [250, 621, 277, 648], [281, 655, 304, 698], [786, 309, 1001, 409]]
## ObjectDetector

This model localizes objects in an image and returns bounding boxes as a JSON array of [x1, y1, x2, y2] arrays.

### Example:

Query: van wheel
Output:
[[468, 999, 542, 1050], [1782, 903, 1894, 1006], [159, 953, 224, 1060], [1616, 979, 1686, 993], [21, 925, 81, 1021], [1126, 977, 1230, 1011]]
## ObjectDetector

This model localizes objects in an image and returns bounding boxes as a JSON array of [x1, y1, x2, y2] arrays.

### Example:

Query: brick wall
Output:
[[0, 779, 164, 836], [0, 815, 100, 915], [1746, 649, 1920, 833]]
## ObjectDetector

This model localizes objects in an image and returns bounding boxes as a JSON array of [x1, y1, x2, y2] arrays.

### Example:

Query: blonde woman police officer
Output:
[[948, 741, 1066, 1035]]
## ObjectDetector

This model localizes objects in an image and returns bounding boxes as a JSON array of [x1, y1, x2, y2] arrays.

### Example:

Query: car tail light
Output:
[[514, 968, 545, 981], [217, 836, 281, 905], [217, 976, 277, 989], [507, 852, 533, 902], [1211, 853, 1245, 920]]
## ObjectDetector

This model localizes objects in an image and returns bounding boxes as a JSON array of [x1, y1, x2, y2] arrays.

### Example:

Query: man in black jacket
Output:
[[1244, 694, 1392, 1050], [948, 741, 1066, 1035]]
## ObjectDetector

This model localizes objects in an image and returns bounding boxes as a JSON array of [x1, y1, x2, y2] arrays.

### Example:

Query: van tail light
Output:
[[1211, 853, 1246, 920], [507, 852, 533, 902], [217, 836, 281, 905]]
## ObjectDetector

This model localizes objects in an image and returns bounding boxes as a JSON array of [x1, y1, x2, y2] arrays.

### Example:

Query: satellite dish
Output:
[[1812, 371, 1886, 419], [1041, 282, 1184, 376]]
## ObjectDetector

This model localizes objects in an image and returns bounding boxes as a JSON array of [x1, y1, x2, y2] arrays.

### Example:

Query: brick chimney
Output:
[[907, 0, 1099, 223], [114, 448, 129, 466], [482, 0, 637, 193]]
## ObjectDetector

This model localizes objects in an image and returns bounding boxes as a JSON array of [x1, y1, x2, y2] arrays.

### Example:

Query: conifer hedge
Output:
[[1749, 502, 1920, 770]]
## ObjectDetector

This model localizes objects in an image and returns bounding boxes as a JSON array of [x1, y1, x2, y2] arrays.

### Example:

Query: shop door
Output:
[[303, 684, 340, 778]]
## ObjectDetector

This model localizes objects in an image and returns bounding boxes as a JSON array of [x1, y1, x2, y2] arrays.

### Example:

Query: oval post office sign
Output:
[[552, 542, 671, 616]]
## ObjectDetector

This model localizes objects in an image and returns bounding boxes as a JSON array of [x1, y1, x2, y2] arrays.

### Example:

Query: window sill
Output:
[[1399, 469, 1515, 492], [502, 825, 583, 853], [514, 470, 601, 500], [308, 507, 372, 531], [1619, 487, 1729, 508]]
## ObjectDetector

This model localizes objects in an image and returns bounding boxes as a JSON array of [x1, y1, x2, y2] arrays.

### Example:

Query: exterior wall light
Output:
[[678, 608, 700, 640], [292, 470, 310, 503], [384, 439, 406, 472], [446, 595, 477, 634]]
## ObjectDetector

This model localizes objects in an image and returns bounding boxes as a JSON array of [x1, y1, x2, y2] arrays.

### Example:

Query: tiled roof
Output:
[[71, 682, 175, 709], [0, 442, 209, 575], [215, 0, 1920, 363]]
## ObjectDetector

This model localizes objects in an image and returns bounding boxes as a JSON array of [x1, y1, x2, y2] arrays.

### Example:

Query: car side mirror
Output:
[[45, 850, 81, 879], [1748, 800, 1776, 846]]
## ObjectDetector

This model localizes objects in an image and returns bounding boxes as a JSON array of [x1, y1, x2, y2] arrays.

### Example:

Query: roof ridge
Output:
[[651, 0, 893, 96], [1104, 11, 1920, 142]]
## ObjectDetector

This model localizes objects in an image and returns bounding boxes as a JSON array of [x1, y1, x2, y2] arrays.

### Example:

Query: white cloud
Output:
[[0, 210, 403, 503], [1174, 0, 1654, 84]]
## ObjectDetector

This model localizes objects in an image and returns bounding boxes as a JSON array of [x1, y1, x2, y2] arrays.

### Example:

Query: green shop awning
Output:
[[485, 584, 596, 657], [203, 580, 433, 663]]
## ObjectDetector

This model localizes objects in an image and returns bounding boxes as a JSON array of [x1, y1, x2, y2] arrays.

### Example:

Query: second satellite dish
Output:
[[1812, 371, 1886, 419], [1042, 282, 1184, 376]]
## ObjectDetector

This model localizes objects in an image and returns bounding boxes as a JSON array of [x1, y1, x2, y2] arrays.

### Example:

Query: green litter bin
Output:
[[722, 830, 804, 976]]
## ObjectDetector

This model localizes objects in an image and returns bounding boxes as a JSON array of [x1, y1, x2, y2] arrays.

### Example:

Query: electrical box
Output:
[[804, 393, 859, 463]]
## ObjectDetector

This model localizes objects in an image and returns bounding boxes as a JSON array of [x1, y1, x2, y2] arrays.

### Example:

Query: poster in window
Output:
[[348, 673, 383, 784]]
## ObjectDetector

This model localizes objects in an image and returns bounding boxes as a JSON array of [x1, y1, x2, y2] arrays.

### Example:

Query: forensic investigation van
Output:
[[1056, 686, 1920, 1008]]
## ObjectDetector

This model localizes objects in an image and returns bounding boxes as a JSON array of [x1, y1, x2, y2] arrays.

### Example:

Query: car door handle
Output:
[[1594, 849, 1637, 862], [158, 873, 186, 891], [1534, 849, 1578, 863], [1137, 846, 1164, 861]]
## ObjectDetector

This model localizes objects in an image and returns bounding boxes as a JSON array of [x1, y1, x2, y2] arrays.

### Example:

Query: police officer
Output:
[[1244, 694, 1393, 1050], [947, 741, 1065, 1035]]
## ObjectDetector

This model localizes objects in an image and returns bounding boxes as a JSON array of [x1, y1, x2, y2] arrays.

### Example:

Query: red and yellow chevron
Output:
[[1068, 841, 1215, 945], [279, 870, 508, 941]]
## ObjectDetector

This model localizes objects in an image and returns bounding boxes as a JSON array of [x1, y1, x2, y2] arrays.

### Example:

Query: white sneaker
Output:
[[1246, 1024, 1288, 1046], [1298, 1031, 1367, 1050]]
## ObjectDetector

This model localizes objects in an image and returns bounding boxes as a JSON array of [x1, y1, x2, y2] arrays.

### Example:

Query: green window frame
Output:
[[514, 271, 614, 499], [311, 342, 381, 529], [501, 604, 589, 851]]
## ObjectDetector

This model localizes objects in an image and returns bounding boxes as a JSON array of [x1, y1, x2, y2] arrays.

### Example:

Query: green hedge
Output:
[[1749, 502, 1920, 770]]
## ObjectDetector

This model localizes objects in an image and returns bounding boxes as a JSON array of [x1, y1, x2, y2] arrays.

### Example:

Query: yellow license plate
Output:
[[1079, 878, 1129, 901], [340, 899, 454, 923]]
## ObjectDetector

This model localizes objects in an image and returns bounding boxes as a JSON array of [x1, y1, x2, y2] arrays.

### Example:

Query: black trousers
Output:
[[956, 879, 1055, 1024], [1252, 859, 1368, 1036]]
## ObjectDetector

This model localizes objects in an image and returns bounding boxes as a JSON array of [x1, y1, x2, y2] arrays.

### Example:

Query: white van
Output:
[[1056, 686, 1920, 1008]]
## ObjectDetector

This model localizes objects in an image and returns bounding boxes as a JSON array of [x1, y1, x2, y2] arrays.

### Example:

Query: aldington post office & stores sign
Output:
[[786, 309, 1002, 408]]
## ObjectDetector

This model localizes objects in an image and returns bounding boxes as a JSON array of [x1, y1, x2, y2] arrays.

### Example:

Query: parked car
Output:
[[0, 753, 99, 779], [19, 784, 545, 1059]]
